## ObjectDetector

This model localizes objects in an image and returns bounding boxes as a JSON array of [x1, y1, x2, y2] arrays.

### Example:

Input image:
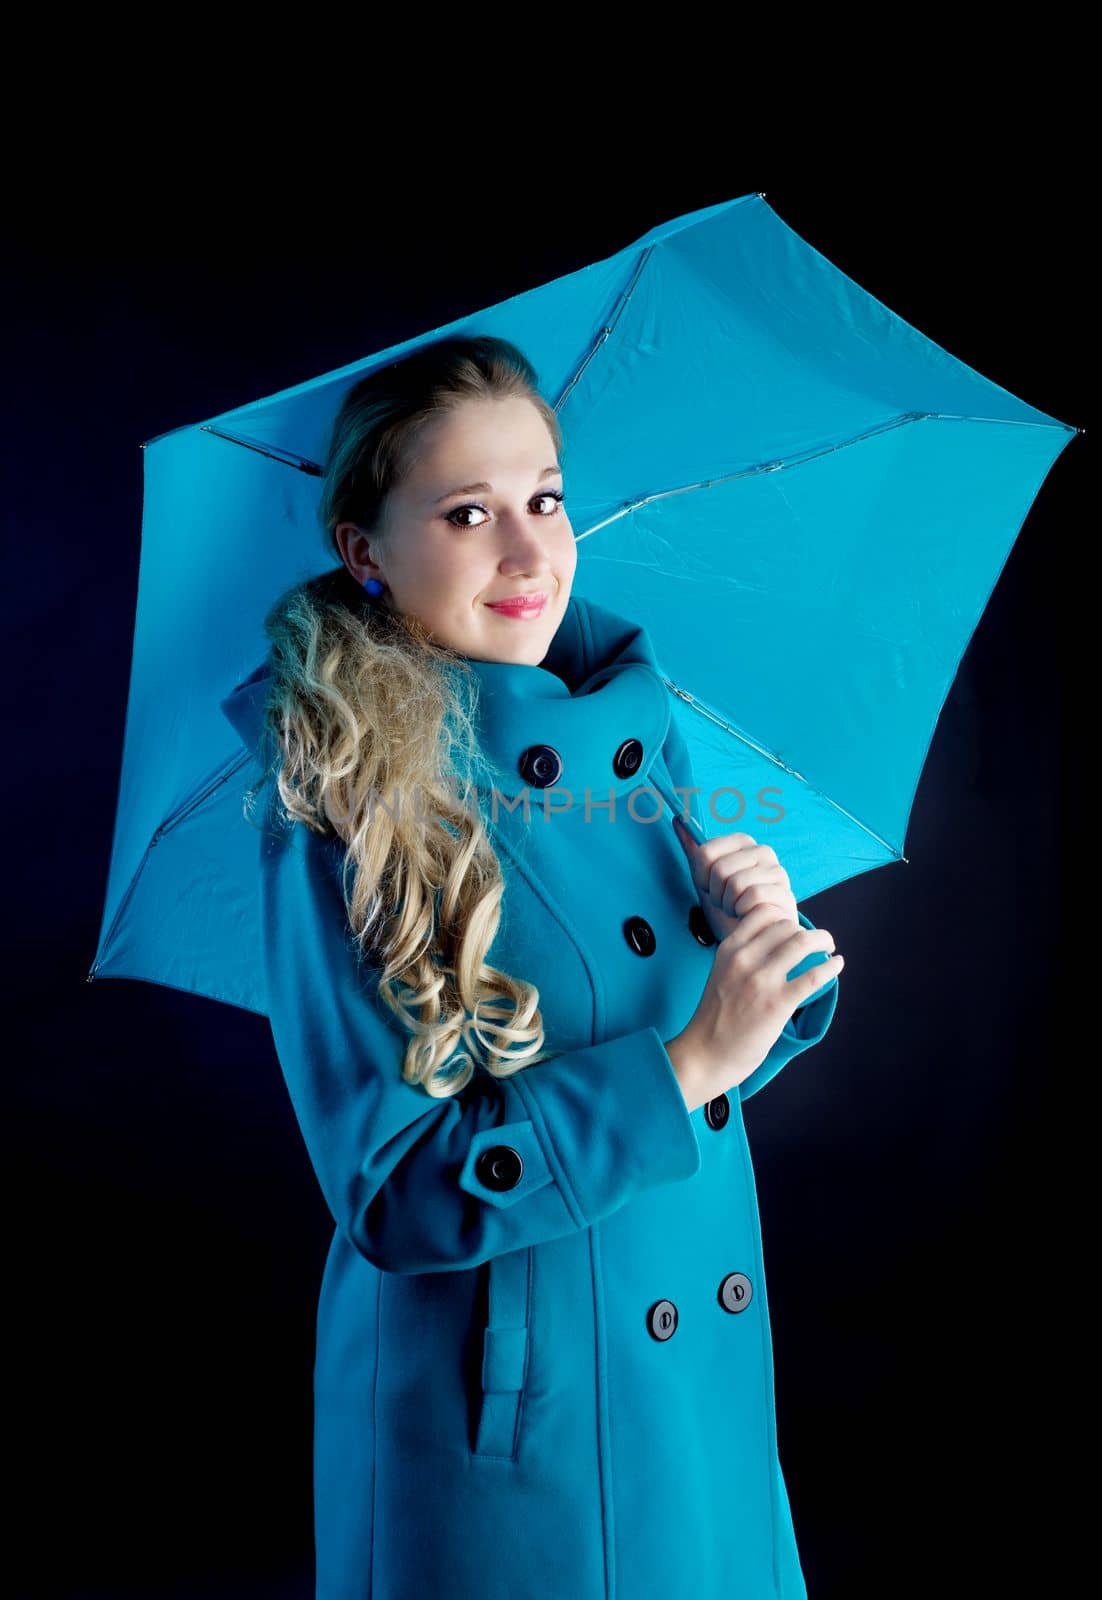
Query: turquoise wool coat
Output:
[[220, 595, 840, 1600]]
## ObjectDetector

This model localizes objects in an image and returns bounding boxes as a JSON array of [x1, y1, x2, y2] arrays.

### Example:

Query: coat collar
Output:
[[220, 594, 697, 823], [457, 595, 672, 804]]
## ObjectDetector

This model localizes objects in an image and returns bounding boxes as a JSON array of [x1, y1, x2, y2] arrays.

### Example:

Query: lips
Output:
[[485, 594, 548, 614]]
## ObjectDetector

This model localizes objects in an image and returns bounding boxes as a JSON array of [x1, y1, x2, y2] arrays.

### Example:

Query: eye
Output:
[[445, 489, 564, 530]]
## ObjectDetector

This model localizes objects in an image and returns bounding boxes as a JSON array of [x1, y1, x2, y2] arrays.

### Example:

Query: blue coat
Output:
[[221, 594, 840, 1600]]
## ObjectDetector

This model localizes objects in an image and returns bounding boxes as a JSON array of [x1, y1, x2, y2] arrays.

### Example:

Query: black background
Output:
[[5, 131, 1089, 1600]]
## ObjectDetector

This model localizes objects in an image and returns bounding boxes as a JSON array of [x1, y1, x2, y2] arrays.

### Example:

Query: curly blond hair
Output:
[[246, 334, 565, 1098]]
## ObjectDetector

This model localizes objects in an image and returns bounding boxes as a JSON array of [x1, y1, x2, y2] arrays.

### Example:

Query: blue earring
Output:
[[362, 577, 385, 597]]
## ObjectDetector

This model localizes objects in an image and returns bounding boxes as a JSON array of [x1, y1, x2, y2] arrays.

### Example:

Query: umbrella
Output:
[[87, 191, 1079, 1015]]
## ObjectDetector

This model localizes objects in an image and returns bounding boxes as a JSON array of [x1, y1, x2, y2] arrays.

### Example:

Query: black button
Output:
[[612, 738, 644, 778], [704, 1094, 730, 1131], [623, 916, 656, 956], [474, 1146, 524, 1191], [647, 1299, 679, 1341], [718, 1273, 753, 1313], [688, 905, 717, 946], [518, 744, 563, 788]]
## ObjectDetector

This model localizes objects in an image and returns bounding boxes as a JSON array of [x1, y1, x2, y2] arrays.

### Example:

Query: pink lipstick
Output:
[[485, 594, 548, 618]]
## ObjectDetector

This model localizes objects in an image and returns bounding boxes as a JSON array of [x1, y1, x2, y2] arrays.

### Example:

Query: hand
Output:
[[672, 816, 799, 945], [665, 904, 844, 1110]]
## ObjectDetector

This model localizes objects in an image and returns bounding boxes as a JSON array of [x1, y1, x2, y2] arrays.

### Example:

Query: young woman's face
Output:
[[335, 395, 577, 665]]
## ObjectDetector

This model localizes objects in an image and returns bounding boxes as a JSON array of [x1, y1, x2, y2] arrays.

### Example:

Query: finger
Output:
[[717, 901, 798, 953], [729, 909, 833, 963], [691, 832, 758, 868], [729, 870, 791, 917], [701, 843, 774, 883], [789, 951, 845, 999], [674, 828, 761, 879], [770, 924, 838, 975], [708, 859, 783, 915], [671, 817, 707, 899], [735, 889, 798, 921], [671, 814, 698, 851], [671, 815, 727, 904]]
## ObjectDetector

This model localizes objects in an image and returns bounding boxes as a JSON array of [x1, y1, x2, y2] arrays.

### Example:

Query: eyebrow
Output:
[[431, 465, 562, 506]]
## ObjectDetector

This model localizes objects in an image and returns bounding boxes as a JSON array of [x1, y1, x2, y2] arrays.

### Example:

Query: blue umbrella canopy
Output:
[[87, 191, 1078, 1016]]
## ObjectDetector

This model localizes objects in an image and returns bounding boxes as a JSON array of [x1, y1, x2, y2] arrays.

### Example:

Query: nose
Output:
[[495, 510, 555, 576]]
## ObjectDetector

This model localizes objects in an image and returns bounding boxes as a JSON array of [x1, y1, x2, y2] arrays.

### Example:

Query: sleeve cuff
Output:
[[511, 1024, 702, 1225], [737, 909, 840, 1101], [785, 908, 838, 1030]]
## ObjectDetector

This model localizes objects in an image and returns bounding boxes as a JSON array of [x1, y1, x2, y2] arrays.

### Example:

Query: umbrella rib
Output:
[[552, 245, 656, 415], [197, 424, 324, 475], [87, 748, 262, 982], [85, 843, 155, 982], [149, 749, 260, 844], [661, 676, 908, 863], [573, 409, 1072, 542]]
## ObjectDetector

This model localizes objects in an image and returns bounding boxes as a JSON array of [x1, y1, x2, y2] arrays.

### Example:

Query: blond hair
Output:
[[247, 334, 565, 1098]]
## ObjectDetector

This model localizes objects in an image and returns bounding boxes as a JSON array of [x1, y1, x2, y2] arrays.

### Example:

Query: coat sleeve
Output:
[[736, 909, 840, 1103], [259, 813, 703, 1276]]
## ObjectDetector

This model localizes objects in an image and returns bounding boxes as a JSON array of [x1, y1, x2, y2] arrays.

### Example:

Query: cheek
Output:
[[443, 549, 501, 612], [415, 541, 481, 598], [556, 522, 578, 568]]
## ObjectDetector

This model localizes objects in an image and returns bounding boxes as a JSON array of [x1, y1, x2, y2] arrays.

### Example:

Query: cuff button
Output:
[[475, 1145, 524, 1191]]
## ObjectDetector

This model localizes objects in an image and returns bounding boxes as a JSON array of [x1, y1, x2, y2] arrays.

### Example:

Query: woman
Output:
[[220, 334, 844, 1600]]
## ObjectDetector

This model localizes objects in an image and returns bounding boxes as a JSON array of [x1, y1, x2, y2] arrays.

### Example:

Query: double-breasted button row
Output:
[[516, 743, 726, 1137], [623, 905, 718, 958], [511, 741, 717, 968], [517, 736, 645, 791], [623, 903, 719, 960], [646, 1274, 754, 1340]]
